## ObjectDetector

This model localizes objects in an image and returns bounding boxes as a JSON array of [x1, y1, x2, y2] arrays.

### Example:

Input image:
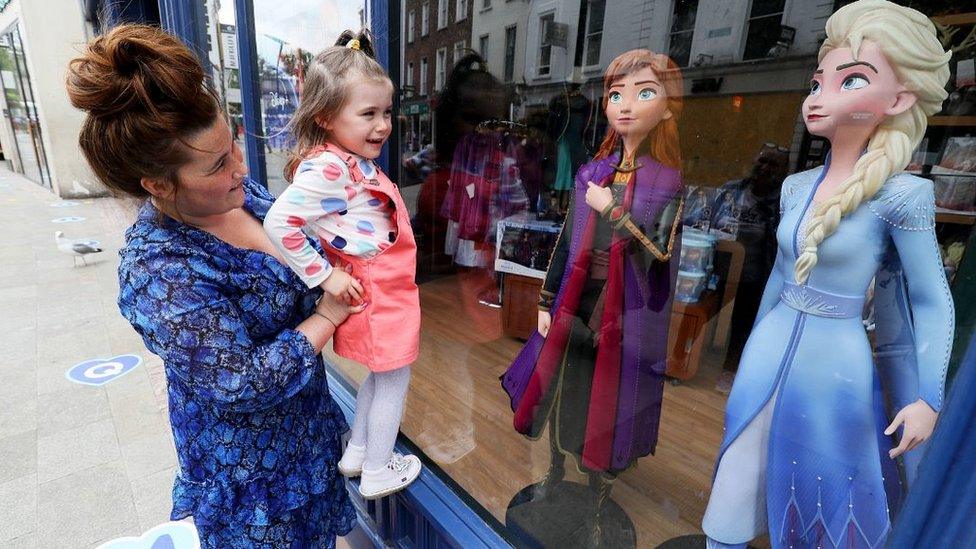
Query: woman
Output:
[[66, 24, 360, 547], [702, 2, 953, 548]]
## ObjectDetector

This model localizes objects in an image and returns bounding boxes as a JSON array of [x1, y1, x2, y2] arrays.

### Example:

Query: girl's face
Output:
[[147, 116, 248, 218], [605, 66, 672, 144], [323, 78, 394, 159], [802, 40, 916, 142]]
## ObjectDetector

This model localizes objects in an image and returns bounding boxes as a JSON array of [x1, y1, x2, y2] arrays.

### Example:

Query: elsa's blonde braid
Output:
[[793, 0, 950, 285]]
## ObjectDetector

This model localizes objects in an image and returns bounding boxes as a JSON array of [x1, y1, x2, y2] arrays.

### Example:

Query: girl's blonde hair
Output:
[[794, 0, 950, 285], [284, 29, 392, 181], [593, 49, 683, 169]]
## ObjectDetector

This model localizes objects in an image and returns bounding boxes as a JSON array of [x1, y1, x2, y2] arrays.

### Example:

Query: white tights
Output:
[[347, 366, 412, 470]]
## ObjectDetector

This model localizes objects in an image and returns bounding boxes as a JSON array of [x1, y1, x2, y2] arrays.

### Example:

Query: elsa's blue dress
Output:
[[118, 179, 356, 548], [702, 164, 954, 549]]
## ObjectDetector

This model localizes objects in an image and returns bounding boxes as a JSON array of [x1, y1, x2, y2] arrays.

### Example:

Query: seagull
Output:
[[55, 231, 103, 266]]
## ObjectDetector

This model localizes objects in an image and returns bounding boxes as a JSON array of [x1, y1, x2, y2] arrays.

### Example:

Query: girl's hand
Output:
[[315, 292, 366, 326], [885, 399, 938, 458], [586, 182, 614, 212], [538, 311, 552, 337], [321, 269, 365, 304]]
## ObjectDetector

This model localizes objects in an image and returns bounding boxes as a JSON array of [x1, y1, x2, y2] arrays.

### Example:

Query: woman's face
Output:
[[155, 117, 248, 218], [802, 40, 916, 142], [605, 66, 672, 143]]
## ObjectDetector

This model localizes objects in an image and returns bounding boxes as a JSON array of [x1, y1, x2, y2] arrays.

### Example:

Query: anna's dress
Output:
[[501, 151, 683, 475]]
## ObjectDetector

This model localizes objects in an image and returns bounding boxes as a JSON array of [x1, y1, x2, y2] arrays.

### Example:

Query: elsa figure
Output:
[[702, 2, 953, 548]]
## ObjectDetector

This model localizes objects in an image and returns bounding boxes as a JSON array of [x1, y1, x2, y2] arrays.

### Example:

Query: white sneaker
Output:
[[337, 443, 366, 477], [358, 453, 422, 500]]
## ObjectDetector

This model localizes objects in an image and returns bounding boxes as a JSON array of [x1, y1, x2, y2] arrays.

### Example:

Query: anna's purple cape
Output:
[[501, 153, 683, 473]]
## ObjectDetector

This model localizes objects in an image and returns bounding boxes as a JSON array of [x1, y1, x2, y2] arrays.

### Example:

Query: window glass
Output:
[[342, 1, 976, 546]]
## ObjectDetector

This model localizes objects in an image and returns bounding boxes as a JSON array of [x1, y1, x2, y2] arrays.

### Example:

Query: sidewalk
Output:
[[0, 168, 367, 548], [0, 167, 178, 548]]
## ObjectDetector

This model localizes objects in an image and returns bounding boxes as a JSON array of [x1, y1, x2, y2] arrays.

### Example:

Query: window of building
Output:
[[408, 10, 415, 43], [743, 0, 788, 60], [456, 0, 467, 21], [479, 34, 489, 58], [435, 47, 447, 90], [668, 0, 698, 67], [504, 24, 516, 82], [482, 0, 491, 9], [453, 40, 466, 64], [421, 1, 430, 36], [419, 56, 428, 95], [583, 0, 606, 67], [405, 61, 414, 97], [538, 12, 554, 76], [438, 0, 447, 29]]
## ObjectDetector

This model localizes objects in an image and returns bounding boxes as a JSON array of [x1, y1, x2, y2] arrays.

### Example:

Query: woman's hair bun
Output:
[[67, 24, 207, 119], [334, 29, 378, 59]]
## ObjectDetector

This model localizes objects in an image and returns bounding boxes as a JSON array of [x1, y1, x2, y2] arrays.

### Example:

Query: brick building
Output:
[[401, 0, 473, 154]]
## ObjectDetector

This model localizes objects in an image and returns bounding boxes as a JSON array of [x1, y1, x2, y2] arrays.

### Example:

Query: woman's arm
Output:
[[121, 256, 356, 413]]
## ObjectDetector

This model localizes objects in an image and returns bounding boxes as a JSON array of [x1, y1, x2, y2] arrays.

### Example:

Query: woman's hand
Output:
[[586, 182, 614, 212], [538, 310, 552, 337], [321, 269, 365, 305], [885, 399, 938, 458], [315, 291, 367, 327]]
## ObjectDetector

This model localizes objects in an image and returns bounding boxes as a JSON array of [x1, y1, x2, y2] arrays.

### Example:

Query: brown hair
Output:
[[593, 49, 683, 169], [66, 24, 221, 197], [284, 29, 392, 181]]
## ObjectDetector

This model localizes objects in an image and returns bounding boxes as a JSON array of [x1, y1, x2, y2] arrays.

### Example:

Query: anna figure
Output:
[[703, 2, 953, 548], [501, 49, 684, 540]]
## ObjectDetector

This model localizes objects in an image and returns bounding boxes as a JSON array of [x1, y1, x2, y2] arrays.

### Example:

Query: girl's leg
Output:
[[348, 373, 376, 448], [363, 366, 412, 470], [338, 374, 376, 476]]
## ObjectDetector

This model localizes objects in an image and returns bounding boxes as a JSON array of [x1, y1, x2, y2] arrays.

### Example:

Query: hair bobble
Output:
[[347, 39, 361, 51]]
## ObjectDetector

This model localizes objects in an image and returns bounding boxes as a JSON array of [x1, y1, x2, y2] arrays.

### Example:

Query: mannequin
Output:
[[702, 2, 953, 548], [502, 49, 685, 545]]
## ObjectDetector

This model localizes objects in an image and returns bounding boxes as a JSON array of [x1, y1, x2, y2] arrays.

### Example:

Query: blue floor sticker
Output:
[[51, 216, 86, 223], [50, 201, 80, 208], [66, 354, 142, 386], [95, 521, 200, 549]]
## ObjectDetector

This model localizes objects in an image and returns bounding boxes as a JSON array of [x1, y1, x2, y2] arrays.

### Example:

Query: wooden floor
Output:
[[327, 272, 771, 547]]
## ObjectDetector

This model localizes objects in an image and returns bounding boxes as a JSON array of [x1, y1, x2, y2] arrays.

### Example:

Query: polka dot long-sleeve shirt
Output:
[[264, 148, 398, 289]]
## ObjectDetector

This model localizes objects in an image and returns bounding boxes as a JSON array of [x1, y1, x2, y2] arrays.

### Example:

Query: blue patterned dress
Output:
[[118, 178, 356, 548]]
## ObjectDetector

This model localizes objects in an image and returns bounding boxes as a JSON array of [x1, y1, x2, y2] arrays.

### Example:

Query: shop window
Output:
[[365, 2, 976, 548]]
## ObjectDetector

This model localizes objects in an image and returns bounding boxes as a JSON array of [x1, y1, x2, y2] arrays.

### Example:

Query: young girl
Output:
[[264, 30, 422, 500]]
